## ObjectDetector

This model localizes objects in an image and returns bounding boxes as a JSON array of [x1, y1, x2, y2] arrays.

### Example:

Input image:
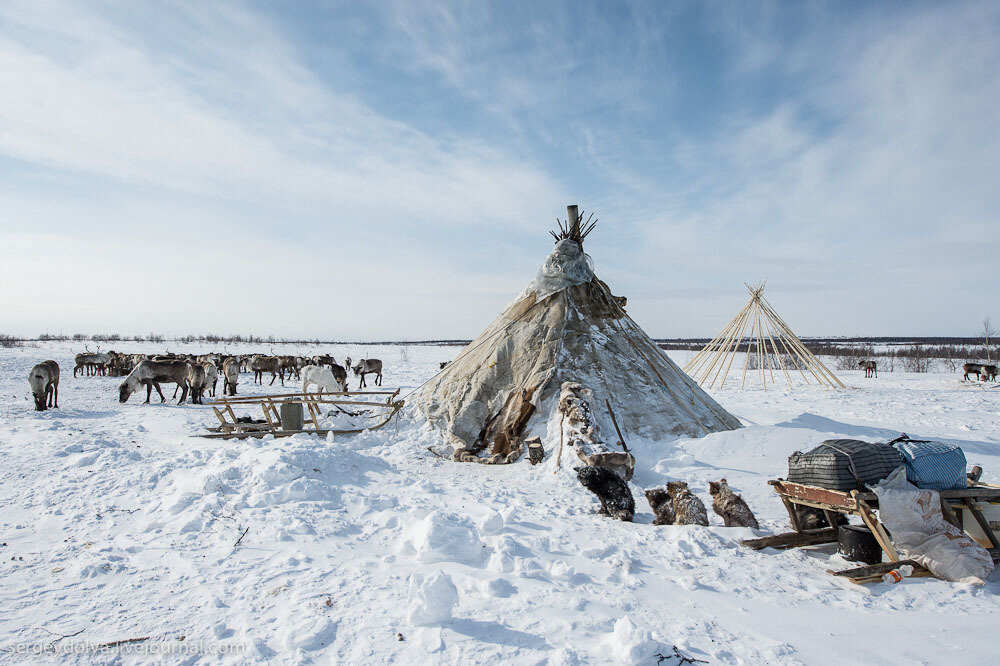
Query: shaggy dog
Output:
[[666, 481, 709, 526], [644, 487, 676, 526], [576, 466, 635, 522], [708, 479, 759, 529], [795, 506, 847, 531]]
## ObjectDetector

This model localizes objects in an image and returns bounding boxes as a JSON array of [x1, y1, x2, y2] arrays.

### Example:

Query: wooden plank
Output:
[[770, 480, 858, 511], [829, 559, 935, 584], [963, 499, 1000, 550], [212, 406, 229, 427], [940, 496, 962, 529], [829, 560, 921, 578], [846, 568, 935, 585], [781, 498, 802, 532], [852, 491, 899, 562], [740, 528, 838, 550]]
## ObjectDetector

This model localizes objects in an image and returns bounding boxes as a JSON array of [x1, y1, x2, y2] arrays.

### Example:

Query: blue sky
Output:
[[1, 0, 998, 339]]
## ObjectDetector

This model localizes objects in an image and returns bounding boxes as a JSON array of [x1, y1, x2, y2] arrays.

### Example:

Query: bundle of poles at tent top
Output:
[[683, 282, 845, 390]]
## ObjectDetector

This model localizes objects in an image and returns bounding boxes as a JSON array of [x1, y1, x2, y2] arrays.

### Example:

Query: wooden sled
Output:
[[741, 470, 1000, 584], [202, 389, 403, 440]]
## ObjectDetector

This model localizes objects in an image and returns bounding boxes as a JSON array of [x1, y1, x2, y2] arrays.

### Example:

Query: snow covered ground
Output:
[[2, 341, 999, 664]]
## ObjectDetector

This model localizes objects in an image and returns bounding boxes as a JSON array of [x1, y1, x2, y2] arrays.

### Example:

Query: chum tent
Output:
[[409, 205, 741, 463], [683, 282, 845, 391]]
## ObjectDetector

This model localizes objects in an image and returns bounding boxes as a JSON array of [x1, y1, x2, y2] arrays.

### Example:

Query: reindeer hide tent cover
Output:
[[409, 209, 741, 461]]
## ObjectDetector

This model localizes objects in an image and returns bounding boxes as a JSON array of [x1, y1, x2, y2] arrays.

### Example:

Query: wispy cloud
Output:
[[1, 1, 998, 338]]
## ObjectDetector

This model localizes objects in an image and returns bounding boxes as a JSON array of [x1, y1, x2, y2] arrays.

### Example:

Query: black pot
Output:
[[838, 524, 882, 565]]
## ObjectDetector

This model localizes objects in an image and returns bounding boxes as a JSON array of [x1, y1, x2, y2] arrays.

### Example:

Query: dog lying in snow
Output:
[[576, 466, 635, 522], [708, 479, 759, 529], [795, 506, 847, 531], [644, 487, 675, 525], [666, 481, 709, 526]]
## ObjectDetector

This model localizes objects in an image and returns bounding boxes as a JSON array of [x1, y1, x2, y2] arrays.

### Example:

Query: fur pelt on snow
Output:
[[708, 478, 759, 529], [560, 382, 635, 480], [644, 486, 675, 526], [666, 481, 709, 526], [576, 466, 635, 522]]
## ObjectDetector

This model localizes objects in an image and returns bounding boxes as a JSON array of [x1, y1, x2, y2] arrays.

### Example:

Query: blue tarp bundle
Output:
[[892, 437, 967, 491]]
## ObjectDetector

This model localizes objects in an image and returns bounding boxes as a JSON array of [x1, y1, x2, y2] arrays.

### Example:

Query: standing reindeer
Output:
[[963, 363, 983, 381], [250, 356, 284, 386], [119, 360, 190, 404], [858, 360, 877, 378], [28, 360, 60, 411], [352, 359, 382, 388], [981, 365, 998, 382], [222, 357, 240, 396]]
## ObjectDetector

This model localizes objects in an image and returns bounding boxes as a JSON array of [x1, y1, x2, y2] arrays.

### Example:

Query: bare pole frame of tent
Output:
[[756, 294, 845, 389], [685, 282, 845, 390], [684, 297, 752, 375], [704, 301, 752, 388], [715, 301, 754, 389], [760, 307, 793, 387]]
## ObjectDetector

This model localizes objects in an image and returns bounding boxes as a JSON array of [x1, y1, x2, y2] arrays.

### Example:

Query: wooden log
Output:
[[740, 528, 838, 550], [526, 436, 544, 465]]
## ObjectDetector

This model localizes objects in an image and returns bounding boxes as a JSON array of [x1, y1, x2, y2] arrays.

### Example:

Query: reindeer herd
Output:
[[27, 350, 385, 410]]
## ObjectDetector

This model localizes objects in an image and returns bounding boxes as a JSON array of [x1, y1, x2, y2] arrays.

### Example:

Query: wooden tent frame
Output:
[[683, 281, 845, 390]]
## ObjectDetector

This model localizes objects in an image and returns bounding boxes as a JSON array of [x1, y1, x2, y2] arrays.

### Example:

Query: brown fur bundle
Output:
[[707, 478, 759, 529], [644, 487, 675, 525], [666, 481, 708, 526]]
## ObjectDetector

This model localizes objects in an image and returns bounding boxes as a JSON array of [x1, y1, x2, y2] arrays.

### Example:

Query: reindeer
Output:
[[279, 355, 300, 380], [177, 362, 215, 401], [222, 357, 240, 396], [187, 363, 207, 404], [202, 362, 219, 397], [250, 355, 284, 386], [302, 364, 348, 395], [119, 360, 190, 404], [352, 358, 382, 388], [858, 360, 877, 378], [981, 365, 998, 382], [74, 351, 111, 377], [28, 360, 60, 411], [963, 363, 983, 381]]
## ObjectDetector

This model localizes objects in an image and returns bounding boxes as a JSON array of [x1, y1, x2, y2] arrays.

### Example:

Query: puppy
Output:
[[576, 466, 635, 522], [708, 478, 759, 529], [644, 487, 676, 526], [666, 481, 709, 526], [795, 506, 847, 531]]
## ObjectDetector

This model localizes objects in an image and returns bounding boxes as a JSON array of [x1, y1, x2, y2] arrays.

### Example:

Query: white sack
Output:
[[873, 466, 993, 585]]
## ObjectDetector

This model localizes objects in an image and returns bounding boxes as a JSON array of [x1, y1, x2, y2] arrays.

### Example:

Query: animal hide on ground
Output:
[[577, 466, 635, 521], [453, 386, 537, 465], [559, 382, 634, 480]]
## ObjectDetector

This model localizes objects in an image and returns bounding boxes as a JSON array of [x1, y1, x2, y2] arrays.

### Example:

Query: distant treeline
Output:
[[6, 333, 994, 358], [21, 333, 472, 346]]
